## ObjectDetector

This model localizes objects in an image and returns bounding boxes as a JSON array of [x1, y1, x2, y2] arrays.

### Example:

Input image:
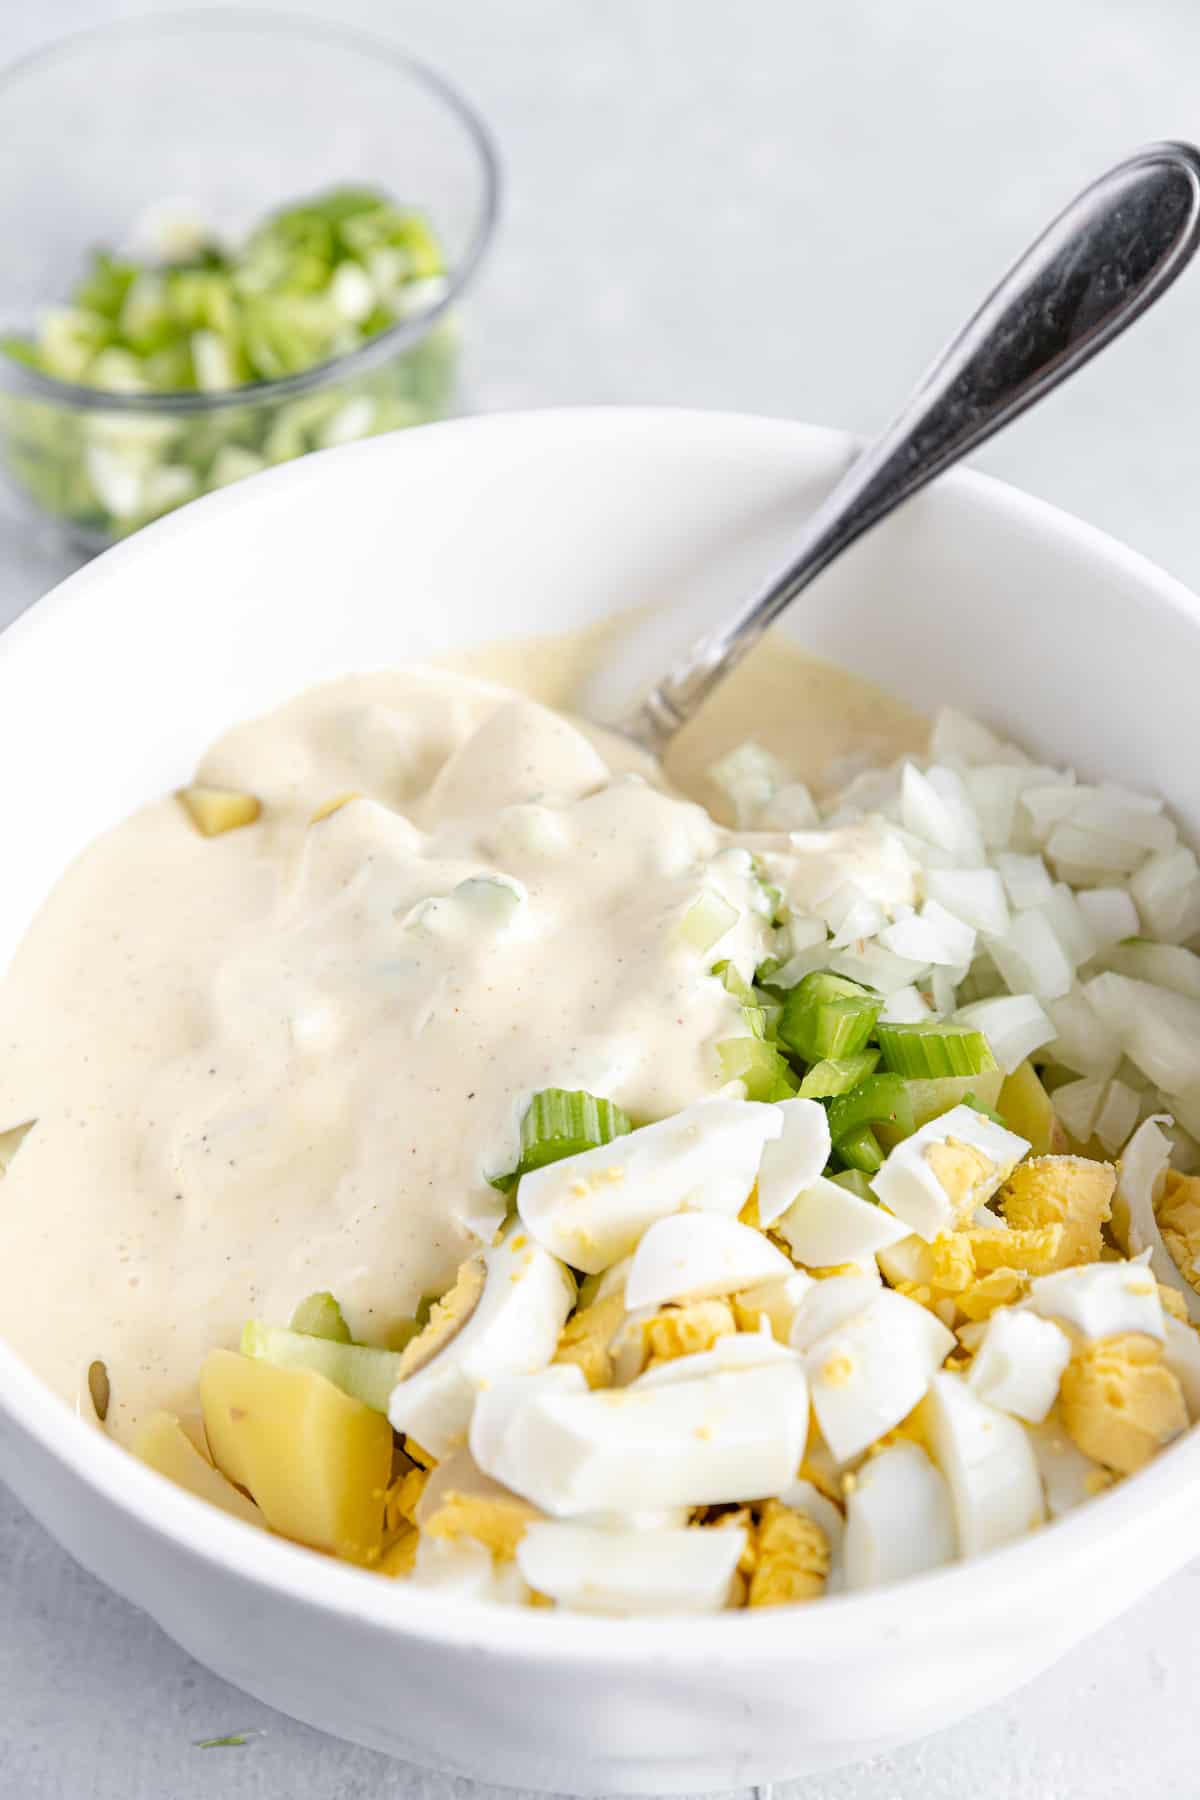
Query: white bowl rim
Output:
[[3, 402, 1200, 1662]]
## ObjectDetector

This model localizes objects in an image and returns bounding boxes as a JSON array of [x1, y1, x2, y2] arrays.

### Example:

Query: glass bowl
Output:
[[0, 11, 499, 551]]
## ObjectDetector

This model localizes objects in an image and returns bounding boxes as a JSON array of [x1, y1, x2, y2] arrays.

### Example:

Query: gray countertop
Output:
[[3, 1, 1200, 1795]]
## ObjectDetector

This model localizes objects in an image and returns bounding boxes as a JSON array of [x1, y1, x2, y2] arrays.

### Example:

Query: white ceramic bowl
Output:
[[2, 409, 1199, 1794]]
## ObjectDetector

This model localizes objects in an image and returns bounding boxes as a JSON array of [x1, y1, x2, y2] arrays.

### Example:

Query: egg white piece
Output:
[[1162, 1315, 1200, 1421], [1026, 1253, 1165, 1343], [471, 1358, 810, 1516], [387, 1223, 576, 1458], [458, 1365, 588, 1479], [871, 1106, 1030, 1242], [775, 1175, 908, 1268], [755, 1098, 833, 1227], [1026, 1416, 1109, 1517], [517, 1522, 746, 1615], [843, 1442, 956, 1591], [776, 1476, 847, 1592], [966, 1308, 1072, 1424], [922, 1371, 1044, 1554], [632, 1331, 798, 1388], [625, 1214, 792, 1311], [788, 1266, 884, 1355], [734, 1270, 817, 1340], [409, 1534, 501, 1598], [518, 1098, 784, 1273], [1115, 1116, 1200, 1323], [804, 1291, 954, 1464]]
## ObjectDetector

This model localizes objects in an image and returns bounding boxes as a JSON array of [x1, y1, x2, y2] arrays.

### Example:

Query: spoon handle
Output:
[[626, 141, 1200, 753]]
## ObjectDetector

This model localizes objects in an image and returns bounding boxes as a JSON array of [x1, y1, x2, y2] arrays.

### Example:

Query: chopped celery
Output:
[[289, 1291, 352, 1343], [240, 1321, 405, 1413], [712, 959, 755, 1006], [492, 1087, 634, 1191], [796, 1050, 880, 1098], [876, 1070, 1005, 1149], [717, 1035, 799, 1101], [827, 1074, 915, 1147], [875, 1021, 997, 1080], [778, 970, 882, 1064], [830, 1168, 877, 1202], [835, 1125, 885, 1175]]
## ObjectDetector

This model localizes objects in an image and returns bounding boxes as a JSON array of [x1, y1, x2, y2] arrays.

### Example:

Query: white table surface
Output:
[[3, 1, 1200, 1794]]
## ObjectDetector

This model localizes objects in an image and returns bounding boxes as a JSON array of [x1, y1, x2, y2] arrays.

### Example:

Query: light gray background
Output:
[[2, 2, 1200, 1796]]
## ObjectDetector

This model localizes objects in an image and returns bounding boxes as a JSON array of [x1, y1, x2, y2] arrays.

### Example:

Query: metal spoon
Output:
[[622, 141, 1200, 755]]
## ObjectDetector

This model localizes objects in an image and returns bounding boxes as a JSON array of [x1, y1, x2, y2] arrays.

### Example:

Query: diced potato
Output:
[[200, 1349, 392, 1563], [999, 1061, 1068, 1156], [134, 1410, 265, 1530], [178, 786, 261, 836]]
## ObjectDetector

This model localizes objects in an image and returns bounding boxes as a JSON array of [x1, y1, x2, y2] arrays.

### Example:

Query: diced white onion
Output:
[[985, 911, 1073, 1002], [993, 851, 1055, 910], [954, 994, 1055, 1075], [925, 867, 1009, 936], [1051, 1077, 1106, 1143], [1075, 886, 1139, 950]]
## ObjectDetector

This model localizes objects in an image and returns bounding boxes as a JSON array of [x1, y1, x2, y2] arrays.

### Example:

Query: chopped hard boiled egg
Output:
[[774, 1174, 908, 1268], [624, 1214, 792, 1310], [733, 1270, 818, 1341], [1113, 1116, 1200, 1323], [1059, 1332, 1187, 1473], [387, 1222, 576, 1459], [517, 1098, 783, 1274], [805, 1291, 954, 1464], [844, 1441, 956, 1590], [517, 1521, 746, 1615], [787, 1266, 884, 1354], [920, 1371, 1044, 1554], [1162, 1314, 1200, 1421], [999, 1155, 1114, 1270], [755, 1098, 834, 1226], [471, 1357, 809, 1516], [965, 1307, 1071, 1423], [1026, 1256, 1165, 1343], [871, 1106, 1030, 1242]]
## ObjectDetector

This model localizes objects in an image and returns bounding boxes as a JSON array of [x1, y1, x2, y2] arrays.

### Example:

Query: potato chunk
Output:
[[200, 1349, 391, 1562], [178, 786, 261, 836], [998, 1061, 1068, 1157], [134, 1410, 265, 1530]]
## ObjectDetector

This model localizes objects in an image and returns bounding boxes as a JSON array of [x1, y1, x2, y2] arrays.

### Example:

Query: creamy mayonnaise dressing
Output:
[[0, 634, 923, 1441]]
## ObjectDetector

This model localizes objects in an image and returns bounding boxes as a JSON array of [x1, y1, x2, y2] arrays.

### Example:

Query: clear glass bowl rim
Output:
[[0, 6, 502, 415]]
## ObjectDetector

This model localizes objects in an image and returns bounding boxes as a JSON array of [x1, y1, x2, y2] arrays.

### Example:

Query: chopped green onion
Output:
[[830, 1168, 877, 1202], [875, 1021, 998, 1080], [835, 1125, 885, 1175], [796, 1050, 880, 1098], [0, 185, 457, 543], [827, 1074, 915, 1147], [778, 970, 882, 1064], [716, 1036, 799, 1101], [491, 1087, 634, 1191], [240, 1322, 406, 1413], [288, 1291, 351, 1343]]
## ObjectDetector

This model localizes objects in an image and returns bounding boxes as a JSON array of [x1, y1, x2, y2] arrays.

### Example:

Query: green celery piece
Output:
[[827, 1073, 915, 1146], [797, 1049, 880, 1099], [876, 1022, 997, 1080], [836, 1124, 885, 1175], [717, 1036, 799, 1101], [289, 1291, 352, 1343], [778, 970, 881, 1063], [240, 1322, 406, 1412], [875, 1070, 1005, 1149], [491, 1088, 634, 1192], [830, 1168, 876, 1202]]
